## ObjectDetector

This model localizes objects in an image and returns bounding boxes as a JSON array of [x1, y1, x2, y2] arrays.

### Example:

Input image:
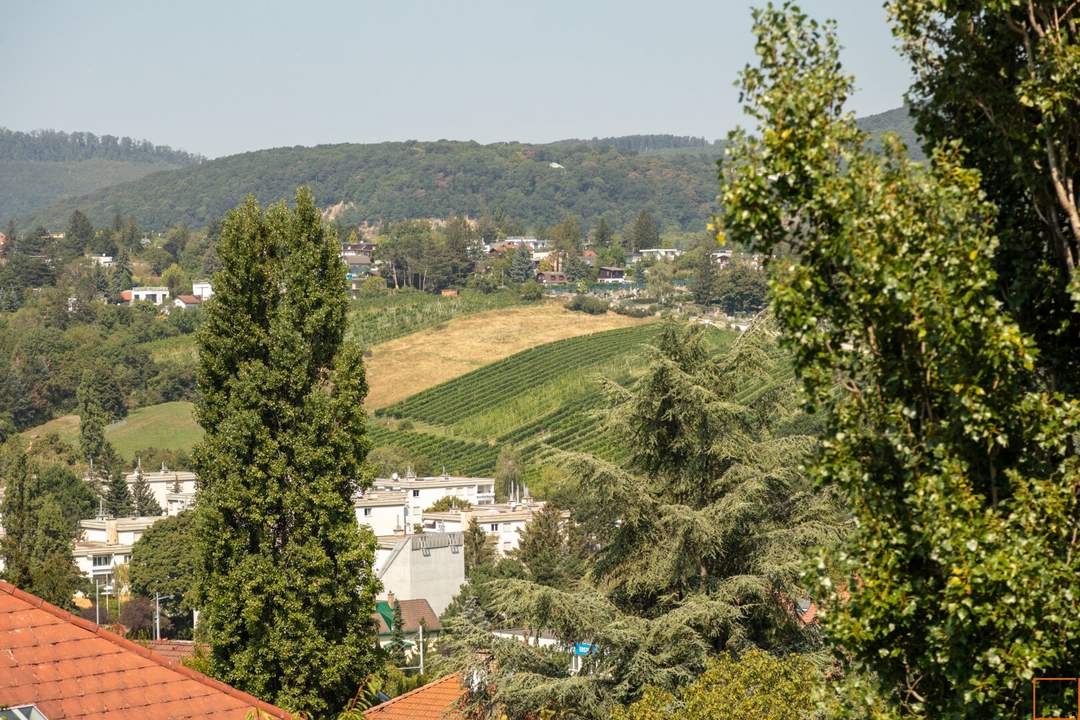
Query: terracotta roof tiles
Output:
[[0, 580, 291, 719], [364, 673, 466, 720]]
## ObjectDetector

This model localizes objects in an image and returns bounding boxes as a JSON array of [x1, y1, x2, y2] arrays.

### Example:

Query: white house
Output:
[[89, 254, 114, 268], [372, 470, 495, 526], [130, 286, 170, 305], [640, 248, 682, 261], [192, 281, 213, 300], [173, 294, 202, 310], [375, 532, 465, 616], [354, 489, 408, 536], [73, 516, 166, 587], [422, 497, 554, 556]]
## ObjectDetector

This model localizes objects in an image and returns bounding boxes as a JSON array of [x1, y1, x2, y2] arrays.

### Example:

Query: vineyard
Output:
[[347, 288, 525, 348], [366, 321, 798, 490]]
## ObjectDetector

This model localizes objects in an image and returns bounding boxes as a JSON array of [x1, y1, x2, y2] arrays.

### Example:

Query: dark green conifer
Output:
[[131, 465, 161, 516], [104, 466, 134, 518], [193, 188, 380, 716]]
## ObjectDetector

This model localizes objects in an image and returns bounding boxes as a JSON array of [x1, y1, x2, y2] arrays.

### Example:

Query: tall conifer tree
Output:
[[103, 466, 134, 518], [130, 465, 161, 516], [193, 188, 379, 715]]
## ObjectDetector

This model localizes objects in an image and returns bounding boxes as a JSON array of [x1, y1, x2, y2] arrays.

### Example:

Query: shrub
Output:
[[566, 294, 609, 315], [518, 280, 543, 301]]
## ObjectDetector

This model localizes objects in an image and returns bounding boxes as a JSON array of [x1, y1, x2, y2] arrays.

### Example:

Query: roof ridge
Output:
[[0, 579, 291, 719], [366, 673, 462, 713]]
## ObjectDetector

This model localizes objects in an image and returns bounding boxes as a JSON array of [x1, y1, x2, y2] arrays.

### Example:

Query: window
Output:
[[490, 523, 500, 532], [92, 555, 112, 567], [412, 489, 420, 497], [363, 508, 372, 517]]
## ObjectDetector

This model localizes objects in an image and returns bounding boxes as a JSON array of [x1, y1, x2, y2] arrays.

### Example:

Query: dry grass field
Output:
[[363, 302, 649, 409]]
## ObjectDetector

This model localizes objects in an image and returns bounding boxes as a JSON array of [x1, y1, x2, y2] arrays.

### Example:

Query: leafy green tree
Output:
[[463, 517, 495, 576], [111, 251, 133, 300], [366, 445, 433, 478], [494, 445, 524, 500], [425, 496, 472, 512], [32, 463, 97, 529], [507, 245, 534, 284], [718, 5, 1080, 717], [613, 649, 819, 720], [691, 248, 718, 305], [104, 465, 135, 517], [0, 448, 82, 608], [713, 261, 768, 315], [130, 512, 197, 638], [551, 214, 583, 256], [518, 279, 543, 301], [161, 263, 191, 297], [645, 261, 675, 305], [193, 188, 380, 716], [890, 0, 1080, 392], [130, 465, 162, 516], [626, 210, 660, 252]]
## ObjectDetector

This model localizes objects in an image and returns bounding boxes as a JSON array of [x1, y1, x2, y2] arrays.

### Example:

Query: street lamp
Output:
[[154, 594, 175, 641]]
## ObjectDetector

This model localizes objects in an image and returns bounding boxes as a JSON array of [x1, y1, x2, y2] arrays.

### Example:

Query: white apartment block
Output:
[[73, 516, 165, 588], [130, 286, 170, 305], [192, 281, 213, 300], [369, 470, 495, 527], [124, 465, 198, 516], [374, 532, 465, 615], [422, 499, 551, 556]]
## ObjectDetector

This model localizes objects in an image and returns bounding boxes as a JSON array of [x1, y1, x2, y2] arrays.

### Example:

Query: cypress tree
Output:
[[464, 517, 494, 575], [77, 371, 108, 469], [691, 248, 718, 305], [29, 497, 82, 608], [131, 465, 161, 516], [193, 188, 380, 715], [0, 448, 36, 591]]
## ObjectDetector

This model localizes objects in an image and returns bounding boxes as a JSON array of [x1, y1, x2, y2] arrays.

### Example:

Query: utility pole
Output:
[[419, 622, 425, 675], [94, 577, 100, 625]]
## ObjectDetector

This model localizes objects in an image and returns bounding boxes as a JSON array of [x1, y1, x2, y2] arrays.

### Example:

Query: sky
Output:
[[3, 1, 912, 159]]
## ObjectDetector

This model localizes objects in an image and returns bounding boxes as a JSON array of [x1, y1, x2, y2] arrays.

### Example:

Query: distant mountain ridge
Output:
[[10, 106, 920, 232], [0, 127, 204, 223]]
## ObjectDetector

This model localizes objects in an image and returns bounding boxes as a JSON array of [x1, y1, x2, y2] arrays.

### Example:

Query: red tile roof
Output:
[[176, 294, 202, 305], [364, 674, 465, 720], [120, 290, 133, 302], [139, 639, 207, 662], [371, 599, 442, 635], [0, 580, 291, 719]]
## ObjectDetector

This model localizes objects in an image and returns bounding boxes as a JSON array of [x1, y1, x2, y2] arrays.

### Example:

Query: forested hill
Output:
[[0, 128, 204, 222], [20, 140, 721, 233], [16, 107, 919, 232]]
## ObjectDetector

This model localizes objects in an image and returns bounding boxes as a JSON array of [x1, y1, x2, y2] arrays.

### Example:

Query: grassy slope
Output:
[[22, 401, 202, 461]]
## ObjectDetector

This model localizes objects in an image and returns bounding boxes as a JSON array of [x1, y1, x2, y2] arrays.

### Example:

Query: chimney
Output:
[[106, 519, 119, 545], [386, 590, 396, 607]]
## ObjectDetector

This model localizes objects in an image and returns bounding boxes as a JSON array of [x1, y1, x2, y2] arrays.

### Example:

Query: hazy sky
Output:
[[3, 1, 911, 159]]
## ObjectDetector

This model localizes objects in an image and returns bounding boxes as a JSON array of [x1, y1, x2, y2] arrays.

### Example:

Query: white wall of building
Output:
[[376, 533, 465, 616]]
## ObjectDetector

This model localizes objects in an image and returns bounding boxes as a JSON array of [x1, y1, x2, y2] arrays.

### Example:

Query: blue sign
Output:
[[573, 642, 592, 656]]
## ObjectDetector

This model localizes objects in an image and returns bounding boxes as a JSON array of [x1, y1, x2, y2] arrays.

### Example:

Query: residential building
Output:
[[640, 247, 682, 261], [364, 673, 465, 719], [371, 594, 442, 652], [373, 469, 495, 525], [422, 497, 552, 556], [503, 236, 545, 251], [711, 250, 733, 268], [89, 254, 114, 268], [580, 249, 599, 268], [597, 266, 626, 282], [192, 280, 213, 300], [375, 532, 465, 615], [130, 286, 170, 305], [355, 489, 409, 536], [0, 580, 291, 719], [173, 294, 202, 310], [74, 516, 164, 587], [342, 251, 373, 278], [535, 270, 568, 285]]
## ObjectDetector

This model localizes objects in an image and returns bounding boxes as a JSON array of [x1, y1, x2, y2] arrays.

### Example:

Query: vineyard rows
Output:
[[367, 424, 499, 476], [380, 324, 663, 424]]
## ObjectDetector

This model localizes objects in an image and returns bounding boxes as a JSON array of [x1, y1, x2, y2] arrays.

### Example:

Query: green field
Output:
[[22, 401, 203, 461]]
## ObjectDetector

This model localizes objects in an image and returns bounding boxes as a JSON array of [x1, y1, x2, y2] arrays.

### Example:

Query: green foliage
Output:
[[442, 321, 840, 718], [712, 261, 769, 315], [77, 371, 109, 468], [512, 504, 584, 589], [464, 517, 495, 575], [890, 0, 1080, 391], [718, 5, 1080, 717], [494, 445, 524, 501], [365, 443, 434, 478], [508, 245, 534, 283], [0, 446, 83, 608], [23, 140, 721, 234], [388, 601, 407, 666], [193, 188, 380, 716], [104, 465, 135, 517], [519, 279, 543, 301], [612, 649, 820, 720], [626, 210, 660, 252], [567, 294, 610, 315], [130, 465, 162, 516], [130, 511, 197, 638], [425, 495, 472, 512]]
